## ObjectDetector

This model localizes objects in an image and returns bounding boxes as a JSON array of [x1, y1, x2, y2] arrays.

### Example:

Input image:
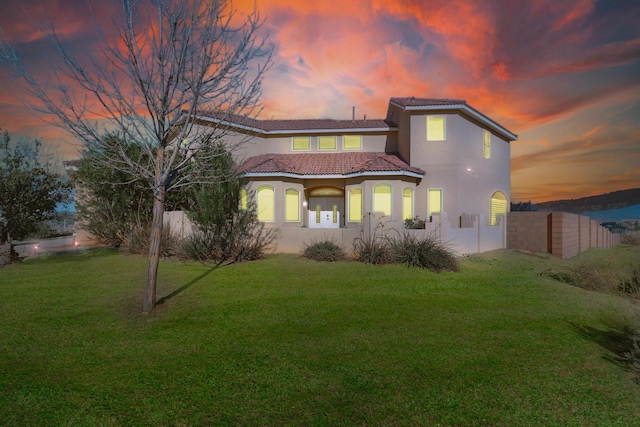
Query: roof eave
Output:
[[389, 101, 517, 141], [195, 115, 397, 135], [242, 170, 424, 179]]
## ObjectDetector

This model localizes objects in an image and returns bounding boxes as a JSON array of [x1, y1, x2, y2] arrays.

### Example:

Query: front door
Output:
[[309, 197, 343, 228]]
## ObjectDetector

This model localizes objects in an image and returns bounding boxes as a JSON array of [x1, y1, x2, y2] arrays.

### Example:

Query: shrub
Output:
[[543, 256, 640, 302], [178, 215, 277, 264], [302, 238, 347, 262], [390, 232, 459, 272], [404, 217, 426, 229], [619, 265, 640, 295], [352, 236, 394, 265], [569, 258, 620, 292], [352, 220, 394, 265], [120, 222, 181, 257], [179, 231, 221, 262], [622, 234, 640, 246], [0, 243, 19, 267]]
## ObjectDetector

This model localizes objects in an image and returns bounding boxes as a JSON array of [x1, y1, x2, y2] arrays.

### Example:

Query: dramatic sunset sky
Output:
[[1, 0, 639, 203]]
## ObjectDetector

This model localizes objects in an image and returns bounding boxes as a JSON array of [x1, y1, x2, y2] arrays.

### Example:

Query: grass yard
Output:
[[1, 246, 640, 426]]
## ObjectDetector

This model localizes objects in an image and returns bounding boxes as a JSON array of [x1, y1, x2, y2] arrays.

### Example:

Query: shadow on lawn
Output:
[[570, 320, 640, 381], [156, 264, 220, 305]]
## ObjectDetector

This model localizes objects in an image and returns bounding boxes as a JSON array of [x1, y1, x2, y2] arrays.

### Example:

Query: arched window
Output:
[[285, 189, 300, 222], [402, 188, 414, 221], [490, 191, 508, 226], [257, 186, 274, 222], [373, 185, 392, 217], [348, 188, 362, 222]]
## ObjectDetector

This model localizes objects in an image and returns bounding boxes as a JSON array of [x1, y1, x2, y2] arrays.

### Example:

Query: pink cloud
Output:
[[1, 0, 638, 203]]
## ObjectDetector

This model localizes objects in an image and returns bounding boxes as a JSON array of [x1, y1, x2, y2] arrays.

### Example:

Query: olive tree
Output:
[[0, 0, 271, 311]]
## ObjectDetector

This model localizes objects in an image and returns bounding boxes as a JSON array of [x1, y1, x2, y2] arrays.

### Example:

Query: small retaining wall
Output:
[[508, 211, 620, 259]]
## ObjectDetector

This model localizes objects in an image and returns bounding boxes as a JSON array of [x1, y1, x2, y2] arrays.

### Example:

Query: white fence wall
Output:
[[165, 210, 507, 256]]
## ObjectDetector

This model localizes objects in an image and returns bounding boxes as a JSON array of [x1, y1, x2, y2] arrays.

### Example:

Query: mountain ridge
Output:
[[531, 188, 640, 213]]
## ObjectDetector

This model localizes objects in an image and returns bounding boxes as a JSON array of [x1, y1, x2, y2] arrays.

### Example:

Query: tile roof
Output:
[[388, 97, 517, 140], [197, 111, 396, 132], [238, 152, 425, 177], [193, 96, 516, 141], [390, 97, 466, 108]]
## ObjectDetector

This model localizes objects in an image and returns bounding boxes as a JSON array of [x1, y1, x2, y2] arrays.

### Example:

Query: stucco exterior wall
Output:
[[190, 122, 395, 162], [397, 112, 510, 226]]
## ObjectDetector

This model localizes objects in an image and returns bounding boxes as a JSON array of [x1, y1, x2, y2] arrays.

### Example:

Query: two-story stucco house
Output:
[[181, 97, 518, 254]]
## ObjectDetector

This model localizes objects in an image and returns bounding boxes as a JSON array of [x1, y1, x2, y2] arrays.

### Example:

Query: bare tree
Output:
[[0, 0, 271, 312]]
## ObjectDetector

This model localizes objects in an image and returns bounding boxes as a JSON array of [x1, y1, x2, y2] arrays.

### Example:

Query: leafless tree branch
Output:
[[0, 0, 272, 311]]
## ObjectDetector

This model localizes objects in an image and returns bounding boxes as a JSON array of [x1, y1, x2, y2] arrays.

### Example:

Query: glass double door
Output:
[[308, 197, 343, 228]]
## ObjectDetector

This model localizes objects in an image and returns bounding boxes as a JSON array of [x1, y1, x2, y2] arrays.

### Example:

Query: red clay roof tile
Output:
[[238, 152, 425, 176]]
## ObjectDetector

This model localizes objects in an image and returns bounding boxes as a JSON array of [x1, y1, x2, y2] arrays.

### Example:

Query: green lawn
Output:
[[1, 247, 639, 426]]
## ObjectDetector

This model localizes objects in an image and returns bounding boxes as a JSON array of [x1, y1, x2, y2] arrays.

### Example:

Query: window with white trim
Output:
[[285, 189, 300, 222], [373, 184, 392, 217], [348, 188, 362, 222], [490, 191, 508, 226], [402, 188, 414, 221], [343, 135, 362, 150], [292, 136, 310, 151], [483, 130, 491, 159], [318, 136, 337, 150], [428, 188, 443, 219], [257, 186, 274, 222], [240, 188, 248, 211], [427, 116, 446, 141]]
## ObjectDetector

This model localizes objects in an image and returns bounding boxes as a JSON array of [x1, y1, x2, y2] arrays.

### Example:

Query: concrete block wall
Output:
[[507, 212, 549, 253], [579, 215, 590, 254], [590, 220, 599, 248], [551, 212, 580, 259], [508, 211, 620, 259]]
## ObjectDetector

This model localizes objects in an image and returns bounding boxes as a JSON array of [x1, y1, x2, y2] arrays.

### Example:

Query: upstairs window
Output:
[[292, 136, 310, 151], [318, 136, 337, 150], [427, 116, 446, 141], [343, 135, 362, 150], [483, 130, 491, 159]]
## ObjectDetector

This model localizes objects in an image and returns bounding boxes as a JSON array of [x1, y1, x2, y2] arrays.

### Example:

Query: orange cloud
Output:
[[1, 0, 639, 204]]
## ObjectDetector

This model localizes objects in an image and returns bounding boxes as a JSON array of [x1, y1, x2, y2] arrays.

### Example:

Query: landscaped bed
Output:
[[1, 246, 639, 426]]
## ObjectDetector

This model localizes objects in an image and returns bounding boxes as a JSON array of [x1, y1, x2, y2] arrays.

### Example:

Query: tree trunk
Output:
[[144, 148, 166, 313], [144, 188, 165, 312]]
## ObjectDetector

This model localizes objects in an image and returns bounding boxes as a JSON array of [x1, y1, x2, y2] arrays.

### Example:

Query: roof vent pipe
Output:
[[352, 106, 355, 121]]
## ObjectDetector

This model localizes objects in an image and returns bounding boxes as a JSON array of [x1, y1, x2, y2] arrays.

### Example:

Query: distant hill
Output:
[[585, 205, 640, 222], [535, 188, 640, 214]]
